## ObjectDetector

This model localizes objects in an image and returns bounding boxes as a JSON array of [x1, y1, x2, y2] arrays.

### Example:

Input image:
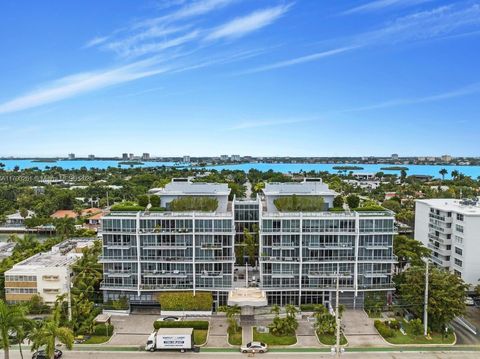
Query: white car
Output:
[[240, 341, 268, 354], [158, 316, 180, 322], [465, 297, 475, 306]]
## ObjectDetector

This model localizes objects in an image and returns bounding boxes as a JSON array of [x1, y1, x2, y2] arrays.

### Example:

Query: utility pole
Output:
[[424, 259, 429, 336], [335, 273, 341, 358]]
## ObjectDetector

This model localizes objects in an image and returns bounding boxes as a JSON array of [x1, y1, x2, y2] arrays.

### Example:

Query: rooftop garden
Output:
[[274, 195, 325, 212], [169, 196, 218, 212]]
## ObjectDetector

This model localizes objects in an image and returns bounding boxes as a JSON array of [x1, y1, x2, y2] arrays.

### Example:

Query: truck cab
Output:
[[145, 332, 156, 352]]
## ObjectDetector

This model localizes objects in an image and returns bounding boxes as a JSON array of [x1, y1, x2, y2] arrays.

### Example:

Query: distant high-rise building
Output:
[[441, 154, 452, 162], [391, 153, 399, 159], [231, 154, 241, 162], [129, 153, 134, 160], [220, 155, 229, 161], [183, 155, 190, 163], [142, 153, 150, 161], [122, 153, 128, 160], [68, 153, 75, 160], [88, 154, 95, 159]]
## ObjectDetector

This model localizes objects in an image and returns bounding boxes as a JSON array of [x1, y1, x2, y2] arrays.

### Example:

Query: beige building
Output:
[[5, 238, 95, 305]]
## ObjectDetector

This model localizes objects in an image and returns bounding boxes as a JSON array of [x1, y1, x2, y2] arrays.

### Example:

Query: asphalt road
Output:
[[5, 351, 480, 359]]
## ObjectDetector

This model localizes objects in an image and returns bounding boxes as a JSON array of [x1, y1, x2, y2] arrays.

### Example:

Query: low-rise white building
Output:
[[5, 238, 96, 305], [415, 198, 480, 286]]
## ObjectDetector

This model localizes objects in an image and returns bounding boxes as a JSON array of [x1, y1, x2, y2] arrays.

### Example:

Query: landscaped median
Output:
[[228, 326, 242, 346], [153, 320, 209, 346], [316, 332, 347, 346], [253, 327, 297, 346], [374, 319, 455, 345], [77, 324, 115, 345]]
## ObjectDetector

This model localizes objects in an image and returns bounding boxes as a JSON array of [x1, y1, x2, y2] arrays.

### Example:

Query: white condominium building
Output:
[[100, 178, 397, 308], [415, 198, 480, 285], [5, 238, 95, 305]]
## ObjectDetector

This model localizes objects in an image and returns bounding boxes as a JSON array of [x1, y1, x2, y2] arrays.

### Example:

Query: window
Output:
[[454, 258, 462, 267], [455, 247, 463, 256], [455, 235, 463, 244], [455, 224, 464, 233], [456, 213, 464, 221], [454, 269, 462, 276]]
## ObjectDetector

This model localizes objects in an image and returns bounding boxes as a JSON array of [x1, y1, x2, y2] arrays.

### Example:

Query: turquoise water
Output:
[[0, 159, 479, 179], [0, 159, 178, 170]]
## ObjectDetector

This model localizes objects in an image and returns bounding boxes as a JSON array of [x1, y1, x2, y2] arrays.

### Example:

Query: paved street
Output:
[[4, 349, 480, 359]]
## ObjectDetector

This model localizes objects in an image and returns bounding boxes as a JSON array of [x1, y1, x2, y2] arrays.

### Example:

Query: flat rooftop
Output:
[[150, 179, 230, 196], [8, 252, 76, 271], [263, 180, 336, 196], [417, 198, 480, 215]]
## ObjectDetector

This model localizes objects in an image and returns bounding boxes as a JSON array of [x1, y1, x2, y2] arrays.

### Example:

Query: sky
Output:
[[0, 0, 480, 157]]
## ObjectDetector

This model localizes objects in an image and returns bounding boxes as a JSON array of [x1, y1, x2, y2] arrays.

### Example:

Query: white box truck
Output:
[[145, 328, 194, 352]]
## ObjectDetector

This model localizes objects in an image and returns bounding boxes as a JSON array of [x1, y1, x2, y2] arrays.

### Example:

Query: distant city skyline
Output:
[[1, 0, 480, 156]]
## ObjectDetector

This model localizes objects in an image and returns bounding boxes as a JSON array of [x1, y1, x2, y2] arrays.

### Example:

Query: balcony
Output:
[[199, 271, 224, 278], [358, 255, 397, 262], [362, 271, 389, 278], [259, 256, 299, 262], [105, 270, 136, 278], [143, 271, 189, 278], [306, 271, 352, 279], [100, 281, 138, 290], [139, 283, 193, 290], [142, 244, 189, 250], [270, 272, 296, 278], [303, 256, 355, 262], [200, 243, 223, 250], [357, 283, 395, 290], [196, 256, 234, 262], [99, 255, 138, 262], [306, 243, 353, 250], [141, 256, 193, 262], [427, 243, 451, 256]]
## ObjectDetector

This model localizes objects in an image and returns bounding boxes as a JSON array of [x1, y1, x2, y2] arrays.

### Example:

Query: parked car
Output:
[[32, 349, 62, 359], [465, 297, 475, 306], [158, 316, 180, 322], [240, 341, 268, 353]]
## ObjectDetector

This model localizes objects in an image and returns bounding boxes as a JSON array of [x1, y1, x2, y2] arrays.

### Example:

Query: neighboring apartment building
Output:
[[5, 238, 95, 305], [100, 178, 396, 308], [415, 198, 480, 286]]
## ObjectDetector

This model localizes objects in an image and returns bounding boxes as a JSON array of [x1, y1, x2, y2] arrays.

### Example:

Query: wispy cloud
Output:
[[239, 3, 480, 74], [237, 46, 358, 74], [205, 4, 292, 41], [341, 0, 432, 16], [84, 36, 110, 48], [229, 117, 314, 130], [341, 82, 480, 112]]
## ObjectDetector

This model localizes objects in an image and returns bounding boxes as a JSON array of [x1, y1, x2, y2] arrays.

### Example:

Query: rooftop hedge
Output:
[[153, 321, 209, 330], [169, 196, 218, 212], [158, 291, 213, 311], [274, 195, 325, 212]]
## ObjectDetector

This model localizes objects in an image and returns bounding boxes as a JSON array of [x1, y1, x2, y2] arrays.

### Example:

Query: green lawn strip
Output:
[[228, 327, 242, 346], [252, 327, 297, 346], [379, 320, 455, 345], [316, 332, 348, 345], [194, 329, 208, 345], [82, 336, 111, 344]]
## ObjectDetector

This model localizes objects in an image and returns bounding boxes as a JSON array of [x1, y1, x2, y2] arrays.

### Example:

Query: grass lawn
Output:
[[316, 332, 348, 345], [194, 329, 208, 345], [82, 336, 110, 344], [380, 320, 455, 345], [228, 327, 242, 346], [253, 327, 297, 346]]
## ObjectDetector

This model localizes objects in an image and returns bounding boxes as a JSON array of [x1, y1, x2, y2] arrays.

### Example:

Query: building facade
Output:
[[100, 179, 396, 308], [415, 198, 480, 286]]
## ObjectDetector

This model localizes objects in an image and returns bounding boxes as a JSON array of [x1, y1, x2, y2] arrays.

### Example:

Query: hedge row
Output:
[[153, 321, 209, 330], [374, 320, 395, 338], [93, 324, 115, 336], [158, 291, 213, 311]]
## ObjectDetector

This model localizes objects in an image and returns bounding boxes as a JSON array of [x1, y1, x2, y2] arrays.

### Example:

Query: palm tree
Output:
[[439, 168, 448, 180], [451, 170, 459, 180], [29, 307, 73, 359], [0, 300, 28, 359], [285, 304, 298, 318]]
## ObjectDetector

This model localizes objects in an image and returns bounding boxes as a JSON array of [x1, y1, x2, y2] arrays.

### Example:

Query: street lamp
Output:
[[422, 258, 430, 337]]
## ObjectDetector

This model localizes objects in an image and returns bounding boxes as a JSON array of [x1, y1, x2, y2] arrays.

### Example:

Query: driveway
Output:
[[205, 316, 230, 348], [109, 314, 158, 345], [293, 318, 325, 348], [342, 309, 386, 347]]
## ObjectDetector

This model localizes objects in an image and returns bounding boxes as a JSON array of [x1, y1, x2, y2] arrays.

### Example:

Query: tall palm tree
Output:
[[0, 300, 28, 359], [451, 170, 459, 180], [270, 304, 280, 316], [29, 307, 73, 359], [439, 168, 448, 180]]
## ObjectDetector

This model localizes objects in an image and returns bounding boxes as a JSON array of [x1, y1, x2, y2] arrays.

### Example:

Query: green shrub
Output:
[[93, 324, 114, 336], [110, 202, 144, 211], [410, 318, 423, 336], [388, 319, 400, 330], [169, 197, 218, 212], [274, 195, 325, 212], [150, 195, 161, 208], [153, 321, 209, 330], [158, 291, 213, 311], [354, 205, 386, 212], [374, 320, 395, 338], [300, 304, 317, 311]]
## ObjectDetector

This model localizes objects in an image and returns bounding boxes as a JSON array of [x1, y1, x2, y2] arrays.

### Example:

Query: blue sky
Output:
[[1, 0, 480, 157]]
